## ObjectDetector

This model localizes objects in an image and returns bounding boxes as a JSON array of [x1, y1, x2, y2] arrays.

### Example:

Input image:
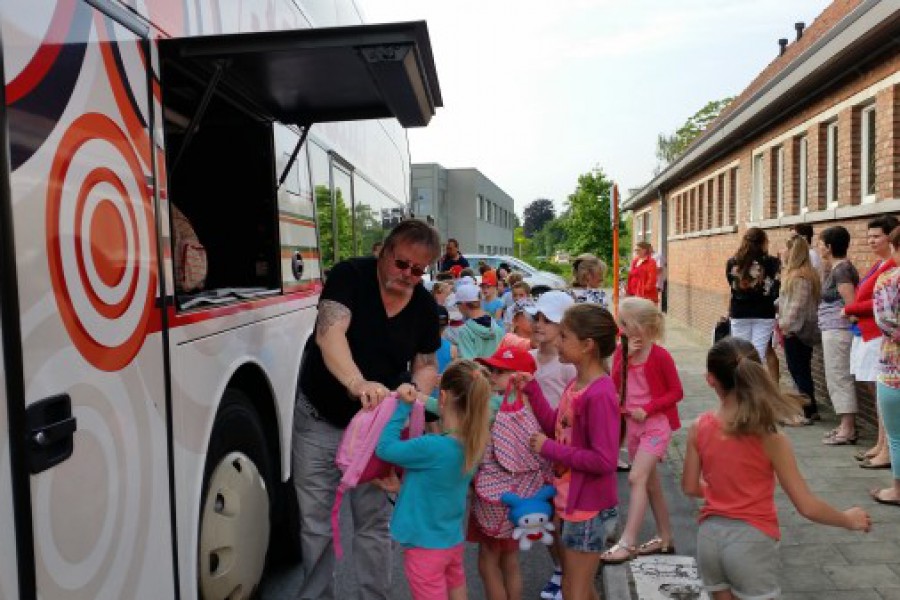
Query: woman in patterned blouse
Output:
[[871, 226, 900, 504]]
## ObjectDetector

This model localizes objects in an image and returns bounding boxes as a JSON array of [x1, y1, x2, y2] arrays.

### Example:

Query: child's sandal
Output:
[[600, 541, 636, 564], [636, 536, 676, 556]]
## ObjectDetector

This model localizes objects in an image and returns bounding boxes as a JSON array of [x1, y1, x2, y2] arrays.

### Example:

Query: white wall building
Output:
[[412, 163, 516, 255]]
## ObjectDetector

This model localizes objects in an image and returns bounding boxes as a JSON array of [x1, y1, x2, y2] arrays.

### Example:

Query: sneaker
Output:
[[540, 577, 561, 599]]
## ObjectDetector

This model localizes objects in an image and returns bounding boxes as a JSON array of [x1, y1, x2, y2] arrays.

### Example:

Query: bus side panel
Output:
[[1, 2, 175, 597], [0, 321, 19, 599]]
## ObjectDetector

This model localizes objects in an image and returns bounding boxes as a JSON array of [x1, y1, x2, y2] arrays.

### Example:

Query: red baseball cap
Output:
[[476, 346, 537, 374], [481, 270, 498, 287]]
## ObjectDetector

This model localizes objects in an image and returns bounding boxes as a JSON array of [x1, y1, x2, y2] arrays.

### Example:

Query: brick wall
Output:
[[653, 46, 900, 431]]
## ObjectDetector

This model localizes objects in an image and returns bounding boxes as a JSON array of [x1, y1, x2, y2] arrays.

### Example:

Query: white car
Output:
[[464, 254, 568, 294]]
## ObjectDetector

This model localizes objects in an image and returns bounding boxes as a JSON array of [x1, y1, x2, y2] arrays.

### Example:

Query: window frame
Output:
[[798, 136, 808, 213], [775, 146, 785, 218], [751, 153, 764, 221], [861, 104, 877, 204], [826, 121, 838, 208]]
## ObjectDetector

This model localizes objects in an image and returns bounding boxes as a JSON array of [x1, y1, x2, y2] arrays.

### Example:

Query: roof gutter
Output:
[[623, 0, 900, 212]]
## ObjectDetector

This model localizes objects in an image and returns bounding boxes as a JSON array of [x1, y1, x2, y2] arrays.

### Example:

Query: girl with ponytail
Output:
[[682, 337, 871, 600], [376, 359, 492, 599]]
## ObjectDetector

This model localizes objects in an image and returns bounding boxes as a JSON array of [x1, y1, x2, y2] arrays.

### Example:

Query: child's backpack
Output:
[[472, 383, 552, 539], [331, 393, 425, 558]]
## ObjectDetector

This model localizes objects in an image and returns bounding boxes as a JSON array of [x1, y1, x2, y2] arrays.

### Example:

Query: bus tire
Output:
[[198, 389, 273, 600]]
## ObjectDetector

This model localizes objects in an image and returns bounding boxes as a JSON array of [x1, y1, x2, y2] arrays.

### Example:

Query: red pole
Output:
[[612, 183, 620, 316]]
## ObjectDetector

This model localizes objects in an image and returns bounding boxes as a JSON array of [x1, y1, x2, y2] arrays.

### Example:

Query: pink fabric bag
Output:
[[472, 382, 552, 538], [331, 393, 425, 558]]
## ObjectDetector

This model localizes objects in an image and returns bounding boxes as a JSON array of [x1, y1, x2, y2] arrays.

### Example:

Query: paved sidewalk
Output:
[[613, 318, 900, 600]]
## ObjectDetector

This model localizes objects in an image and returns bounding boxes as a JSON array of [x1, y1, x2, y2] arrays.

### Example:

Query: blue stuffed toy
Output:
[[500, 485, 556, 551]]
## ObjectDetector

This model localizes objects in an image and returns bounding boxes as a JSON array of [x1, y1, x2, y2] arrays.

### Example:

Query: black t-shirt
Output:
[[300, 257, 441, 428], [726, 253, 781, 319], [438, 254, 470, 272]]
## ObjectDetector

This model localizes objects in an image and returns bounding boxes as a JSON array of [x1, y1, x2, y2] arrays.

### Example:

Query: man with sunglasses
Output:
[[293, 219, 442, 600]]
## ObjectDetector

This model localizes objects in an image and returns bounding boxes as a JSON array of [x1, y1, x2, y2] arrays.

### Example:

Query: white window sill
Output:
[[669, 224, 738, 241], [748, 197, 900, 229]]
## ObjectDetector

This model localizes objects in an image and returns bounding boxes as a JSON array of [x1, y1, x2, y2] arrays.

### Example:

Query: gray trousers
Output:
[[291, 395, 392, 600]]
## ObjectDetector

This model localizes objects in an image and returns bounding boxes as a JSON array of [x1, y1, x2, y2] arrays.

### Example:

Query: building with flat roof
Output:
[[412, 163, 516, 256]]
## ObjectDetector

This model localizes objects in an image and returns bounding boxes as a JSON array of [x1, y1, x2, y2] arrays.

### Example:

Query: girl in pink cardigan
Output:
[[519, 303, 620, 600], [603, 297, 684, 563]]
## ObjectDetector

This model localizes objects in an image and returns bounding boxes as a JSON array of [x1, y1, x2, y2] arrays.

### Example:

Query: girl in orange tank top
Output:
[[682, 337, 871, 600]]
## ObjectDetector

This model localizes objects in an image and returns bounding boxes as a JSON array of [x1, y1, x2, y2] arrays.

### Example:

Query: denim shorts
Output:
[[560, 507, 618, 553]]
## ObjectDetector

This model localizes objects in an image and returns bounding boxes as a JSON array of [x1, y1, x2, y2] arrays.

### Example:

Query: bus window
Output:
[[353, 174, 403, 256], [330, 161, 354, 262]]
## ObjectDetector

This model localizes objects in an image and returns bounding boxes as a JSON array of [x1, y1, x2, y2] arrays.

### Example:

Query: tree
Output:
[[561, 168, 626, 269], [315, 184, 352, 270], [529, 216, 568, 258], [513, 226, 530, 258], [656, 97, 735, 167], [522, 198, 555, 238]]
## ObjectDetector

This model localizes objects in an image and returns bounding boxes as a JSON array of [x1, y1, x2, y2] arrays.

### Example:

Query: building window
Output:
[[826, 121, 838, 207], [706, 180, 713, 229], [729, 167, 738, 226], [751, 154, 763, 221], [775, 146, 784, 217], [861, 104, 876, 203], [798, 136, 808, 212]]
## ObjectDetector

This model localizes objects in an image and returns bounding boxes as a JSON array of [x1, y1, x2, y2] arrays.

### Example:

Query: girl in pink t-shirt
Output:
[[683, 337, 870, 600], [603, 297, 683, 563]]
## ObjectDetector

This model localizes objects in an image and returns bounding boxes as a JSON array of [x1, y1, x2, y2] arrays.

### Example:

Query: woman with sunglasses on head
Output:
[[292, 219, 444, 600]]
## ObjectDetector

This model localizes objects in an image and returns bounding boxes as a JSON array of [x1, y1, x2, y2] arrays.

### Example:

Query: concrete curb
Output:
[[601, 564, 632, 600]]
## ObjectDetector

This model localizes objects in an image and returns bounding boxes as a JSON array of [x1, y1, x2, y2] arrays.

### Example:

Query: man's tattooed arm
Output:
[[315, 300, 351, 340], [314, 300, 366, 394]]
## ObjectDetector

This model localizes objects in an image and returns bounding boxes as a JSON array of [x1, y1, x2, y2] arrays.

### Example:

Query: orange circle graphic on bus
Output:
[[46, 113, 157, 372], [90, 198, 128, 287]]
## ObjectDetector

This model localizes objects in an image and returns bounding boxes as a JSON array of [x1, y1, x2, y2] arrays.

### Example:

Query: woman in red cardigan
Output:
[[626, 242, 659, 303], [602, 298, 683, 563], [844, 215, 899, 469]]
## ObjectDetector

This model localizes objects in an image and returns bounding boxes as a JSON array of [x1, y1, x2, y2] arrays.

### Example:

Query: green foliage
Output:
[[529, 216, 568, 258], [523, 199, 555, 238], [315, 184, 352, 270], [513, 226, 530, 258], [656, 97, 734, 166], [354, 202, 384, 256], [560, 168, 627, 269]]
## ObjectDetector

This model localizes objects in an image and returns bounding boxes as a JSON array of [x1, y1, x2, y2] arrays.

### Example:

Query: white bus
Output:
[[0, 1, 441, 598]]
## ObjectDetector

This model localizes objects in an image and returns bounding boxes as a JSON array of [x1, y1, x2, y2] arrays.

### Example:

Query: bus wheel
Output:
[[198, 389, 272, 600]]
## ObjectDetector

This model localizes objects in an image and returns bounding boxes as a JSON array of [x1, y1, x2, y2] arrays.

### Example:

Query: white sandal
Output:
[[600, 541, 636, 564]]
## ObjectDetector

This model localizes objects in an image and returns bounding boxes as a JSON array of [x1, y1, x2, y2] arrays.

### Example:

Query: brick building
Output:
[[623, 1, 900, 428]]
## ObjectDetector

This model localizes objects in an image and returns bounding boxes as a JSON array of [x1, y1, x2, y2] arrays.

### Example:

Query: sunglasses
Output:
[[393, 258, 427, 277]]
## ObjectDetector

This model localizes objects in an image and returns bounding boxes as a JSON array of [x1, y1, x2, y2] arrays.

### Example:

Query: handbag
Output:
[[472, 381, 552, 538]]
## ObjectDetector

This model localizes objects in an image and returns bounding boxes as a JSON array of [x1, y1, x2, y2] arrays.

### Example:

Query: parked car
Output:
[[466, 255, 567, 294]]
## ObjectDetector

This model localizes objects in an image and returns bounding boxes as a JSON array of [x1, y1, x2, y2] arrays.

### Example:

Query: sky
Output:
[[363, 0, 831, 216]]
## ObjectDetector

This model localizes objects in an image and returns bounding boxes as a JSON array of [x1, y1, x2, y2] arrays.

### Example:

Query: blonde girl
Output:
[[683, 337, 871, 600], [376, 360, 492, 600], [603, 297, 683, 563], [778, 236, 822, 424], [519, 303, 621, 600]]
